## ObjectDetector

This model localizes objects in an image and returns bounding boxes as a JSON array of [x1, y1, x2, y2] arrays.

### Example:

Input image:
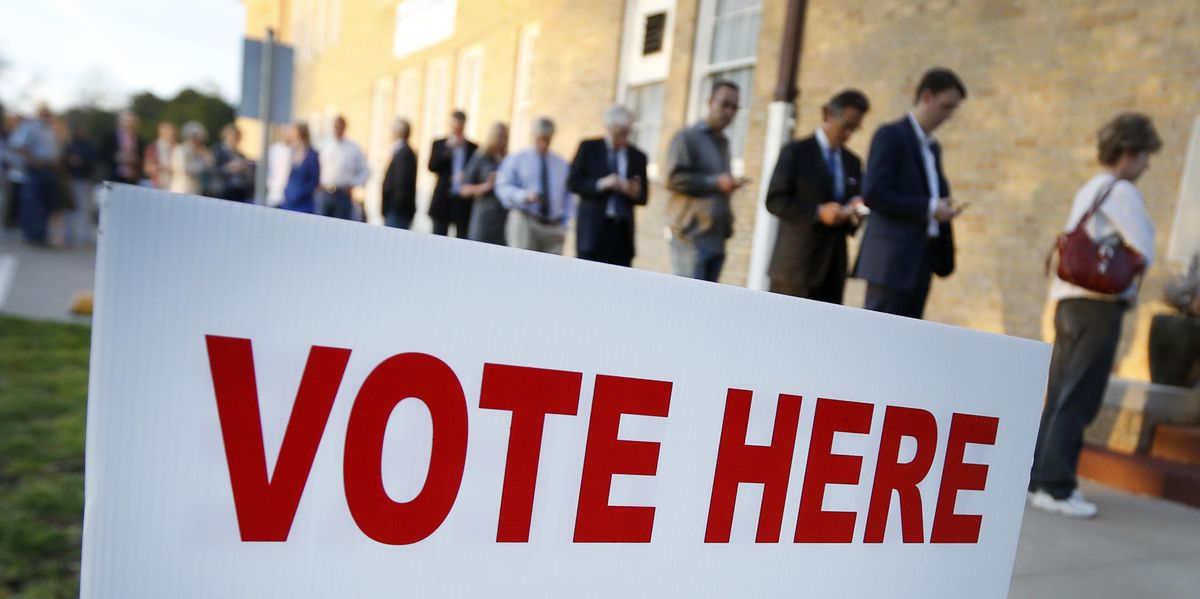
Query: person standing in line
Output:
[[495, 117, 574, 254], [428, 110, 478, 237], [664, 79, 746, 282], [62, 120, 98, 246], [169, 121, 214, 196], [1028, 113, 1162, 519], [765, 89, 871, 303], [381, 118, 418, 229], [143, 121, 177, 189], [462, 122, 510, 245], [265, 125, 293, 207], [317, 115, 369, 220], [212, 125, 254, 202], [100, 111, 143, 187], [9, 104, 60, 245], [855, 67, 967, 319], [281, 123, 320, 214], [568, 104, 649, 267], [2, 113, 25, 234]]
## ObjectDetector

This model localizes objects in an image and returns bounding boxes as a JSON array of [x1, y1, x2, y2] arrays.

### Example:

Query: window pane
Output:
[[628, 82, 665, 166]]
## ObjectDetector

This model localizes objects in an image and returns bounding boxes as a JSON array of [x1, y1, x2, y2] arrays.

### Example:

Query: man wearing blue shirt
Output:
[[495, 117, 575, 254]]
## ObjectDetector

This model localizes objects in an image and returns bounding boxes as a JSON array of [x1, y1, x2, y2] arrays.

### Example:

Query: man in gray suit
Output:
[[664, 79, 746, 282]]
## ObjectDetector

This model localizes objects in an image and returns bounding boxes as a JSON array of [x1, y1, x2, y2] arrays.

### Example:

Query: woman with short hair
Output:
[[1028, 113, 1162, 519]]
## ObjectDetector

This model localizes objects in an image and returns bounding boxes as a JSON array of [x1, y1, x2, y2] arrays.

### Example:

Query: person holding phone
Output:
[[855, 68, 968, 319], [765, 89, 871, 304], [567, 104, 649, 267], [664, 79, 746, 282]]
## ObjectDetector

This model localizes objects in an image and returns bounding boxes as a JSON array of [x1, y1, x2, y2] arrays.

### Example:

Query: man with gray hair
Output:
[[567, 104, 649, 267], [496, 117, 574, 254], [381, 118, 418, 229]]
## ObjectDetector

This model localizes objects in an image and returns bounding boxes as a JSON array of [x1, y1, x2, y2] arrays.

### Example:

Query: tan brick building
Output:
[[243, 0, 1200, 381]]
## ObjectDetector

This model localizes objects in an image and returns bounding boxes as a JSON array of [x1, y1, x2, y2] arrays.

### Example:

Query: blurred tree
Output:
[[130, 89, 235, 143]]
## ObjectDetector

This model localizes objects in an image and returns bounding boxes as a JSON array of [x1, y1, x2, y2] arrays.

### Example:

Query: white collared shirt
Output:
[[907, 112, 941, 237], [318, 137, 370, 189]]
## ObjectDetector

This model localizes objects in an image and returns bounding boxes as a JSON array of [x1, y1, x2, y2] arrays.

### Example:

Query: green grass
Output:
[[0, 316, 90, 599]]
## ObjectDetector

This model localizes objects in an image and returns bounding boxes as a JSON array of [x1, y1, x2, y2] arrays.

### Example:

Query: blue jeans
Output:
[[316, 188, 354, 220], [384, 212, 412, 229], [20, 169, 53, 244], [670, 236, 725, 282]]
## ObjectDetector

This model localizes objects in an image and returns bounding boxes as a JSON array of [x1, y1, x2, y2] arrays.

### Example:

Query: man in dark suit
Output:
[[428, 110, 478, 237], [765, 89, 871, 304], [98, 111, 143, 185], [855, 68, 967, 319], [568, 105, 649, 267], [382, 118, 418, 229]]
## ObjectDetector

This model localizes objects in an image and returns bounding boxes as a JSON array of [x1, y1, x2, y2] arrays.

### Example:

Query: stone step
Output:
[[1079, 445, 1200, 509], [1150, 423, 1200, 466]]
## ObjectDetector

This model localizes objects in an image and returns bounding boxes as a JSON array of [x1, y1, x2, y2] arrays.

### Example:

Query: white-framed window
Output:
[[292, 0, 341, 62], [626, 82, 666, 177], [394, 68, 421, 126], [366, 77, 394, 224], [687, 0, 762, 175], [510, 23, 540, 149], [1169, 115, 1200, 264], [414, 57, 452, 231], [455, 45, 485, 140], [327, 0, 342, 46]]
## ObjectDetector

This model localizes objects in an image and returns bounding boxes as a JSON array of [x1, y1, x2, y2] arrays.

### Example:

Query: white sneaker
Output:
[[1028, 489, 1098, 519]]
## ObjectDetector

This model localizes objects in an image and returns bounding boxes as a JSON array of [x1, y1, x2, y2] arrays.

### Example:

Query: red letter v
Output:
[[206, 336, 351, 541]]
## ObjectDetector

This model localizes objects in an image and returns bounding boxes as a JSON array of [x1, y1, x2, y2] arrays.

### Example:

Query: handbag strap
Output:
[[1072, 178, 1119, 233]]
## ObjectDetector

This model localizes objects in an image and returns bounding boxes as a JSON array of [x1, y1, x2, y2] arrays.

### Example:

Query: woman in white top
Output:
[[1028, 113, 1161, 519], [169, 121, 214, 195]]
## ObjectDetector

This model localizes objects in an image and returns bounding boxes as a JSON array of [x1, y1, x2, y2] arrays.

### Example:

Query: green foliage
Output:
[[130, 88, 235, 143], [0, 317, 90, 598]]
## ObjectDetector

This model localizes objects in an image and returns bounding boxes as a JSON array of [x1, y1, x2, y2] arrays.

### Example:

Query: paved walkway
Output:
[[1011, 481, 1200, 598], [0, 235, 95, 323], [2, 234, 1198, 597]]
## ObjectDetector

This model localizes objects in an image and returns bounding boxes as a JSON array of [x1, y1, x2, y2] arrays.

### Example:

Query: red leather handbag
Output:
[[1047, 180, 1146, 295]]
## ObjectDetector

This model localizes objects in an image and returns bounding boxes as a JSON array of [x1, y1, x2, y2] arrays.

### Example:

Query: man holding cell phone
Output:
[[664, 79, 747, 282], [765, 89, 871, 304], [568, 104, 649, 267], [855, 68, 967, 319]]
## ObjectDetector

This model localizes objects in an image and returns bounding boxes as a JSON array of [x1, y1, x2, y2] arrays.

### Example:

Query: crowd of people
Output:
[[0, 106, 254, 247], [1, 68, 1166, 522]]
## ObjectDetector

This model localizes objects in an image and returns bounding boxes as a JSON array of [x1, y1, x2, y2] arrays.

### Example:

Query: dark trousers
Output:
[[770, 269, 847, 305], [864, 251, 933, 318], [19, 169, 53, 243], [578, 218, 633, 267], [1029, 298, 1126, 499], [5, 181, 21, 229], [384, 212, 413, 230], [316, 188, 354, 220], [433, 197, 472, 238]]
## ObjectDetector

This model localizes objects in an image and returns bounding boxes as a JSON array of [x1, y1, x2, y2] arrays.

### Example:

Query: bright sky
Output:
[[0, 0, 246, 113]]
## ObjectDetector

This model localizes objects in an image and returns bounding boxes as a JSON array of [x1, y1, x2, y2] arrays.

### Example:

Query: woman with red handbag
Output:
[[1029, 113, 1162, 519]]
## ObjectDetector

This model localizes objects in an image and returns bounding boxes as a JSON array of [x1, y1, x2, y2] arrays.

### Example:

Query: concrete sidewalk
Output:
[[0, 235, 95, 323], [1011, 481, 1200, 598], [2, 233, 1198, 598]]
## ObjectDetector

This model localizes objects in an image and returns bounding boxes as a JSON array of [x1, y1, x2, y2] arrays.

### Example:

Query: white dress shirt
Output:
[[495, 147, 576, 225], [318, 137, 370, 189], [1050, 173, 1156, 303], [907, 112, 942, 237]]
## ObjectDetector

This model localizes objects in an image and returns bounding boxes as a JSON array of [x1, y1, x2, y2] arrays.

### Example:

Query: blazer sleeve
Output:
[[428, 140, 450, 174], [630, 147, 649, 206], [567, 141, 604, 200], [402, 150, 418, 213], [381, 152, 399, 213], [765, 143, 817, 228], [862, 126, 933, 224]]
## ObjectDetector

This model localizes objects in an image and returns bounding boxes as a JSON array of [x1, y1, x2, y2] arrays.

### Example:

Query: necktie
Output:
[[605, 148, 624, 220], [827, 147, 844, 203], [539, 153, 551, 220]]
